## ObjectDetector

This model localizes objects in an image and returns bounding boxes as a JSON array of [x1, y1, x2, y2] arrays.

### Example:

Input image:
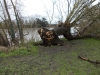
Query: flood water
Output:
[[23, 28, 41, 42], [23, 28, 63, 42], [1, 27, 77, 43], [23, 27, 77, 42]]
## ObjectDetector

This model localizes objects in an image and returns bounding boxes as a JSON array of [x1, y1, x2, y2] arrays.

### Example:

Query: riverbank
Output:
[[0, 38, 100, 75]]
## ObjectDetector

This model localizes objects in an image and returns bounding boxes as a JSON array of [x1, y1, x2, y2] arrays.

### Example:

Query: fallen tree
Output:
[[38, 28, 63, 46], [46, 0, 100, 40], [38, 1, 100, 46]]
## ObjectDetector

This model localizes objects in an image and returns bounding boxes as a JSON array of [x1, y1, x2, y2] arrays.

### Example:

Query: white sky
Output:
[[20, 0, 100, 24], [22, 0, 99, 17], [22, 0, 52, 17], [0, 0, 99, 23]]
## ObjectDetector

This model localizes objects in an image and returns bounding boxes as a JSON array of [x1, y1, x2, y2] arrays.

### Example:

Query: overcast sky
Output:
[[22, 0, 52, 17], [21, 0, 99, 23], [22, 0, 99, 17]]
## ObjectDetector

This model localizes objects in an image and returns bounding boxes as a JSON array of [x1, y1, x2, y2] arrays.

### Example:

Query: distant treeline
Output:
[[0, 17, 57, 28]]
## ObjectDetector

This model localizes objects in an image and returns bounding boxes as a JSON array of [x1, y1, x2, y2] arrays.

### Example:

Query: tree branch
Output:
[[78, 56, 100, 64]]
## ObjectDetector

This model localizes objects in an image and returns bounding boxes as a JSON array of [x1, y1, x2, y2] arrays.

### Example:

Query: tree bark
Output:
[[63, 25, 74, 40], [0, 23, 10, 46], [10, 0, 24, 43], [38, 28, 63, 46], [3, 0, 15, 40], [0, 32, 8, 47], [53, 20, 95, 40]]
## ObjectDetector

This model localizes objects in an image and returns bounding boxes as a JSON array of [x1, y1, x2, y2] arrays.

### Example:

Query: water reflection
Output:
[[23, 28, 63, 42], [24, 28, 41, 42], [23, 27, 77, 42], [0, 27, 77, 44]]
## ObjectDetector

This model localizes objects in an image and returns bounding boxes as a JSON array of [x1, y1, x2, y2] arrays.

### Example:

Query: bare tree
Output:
[[3, 0, 15, 41], [0, 0, 24, 46], [10, 0, 24, 43], [0, 1, 10, 46], [46, 0, 100, 40], [42, 0, 56, 26]]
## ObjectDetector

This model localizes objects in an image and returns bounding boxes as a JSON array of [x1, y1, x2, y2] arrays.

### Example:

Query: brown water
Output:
[[23, 28, 41, 42], [23, 28, 64, 42], [3, 27, 76, 43]]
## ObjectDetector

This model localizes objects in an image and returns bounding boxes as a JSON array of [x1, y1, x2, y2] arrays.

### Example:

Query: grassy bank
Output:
[[0, 38, 100, 75], [0, 43, 38, 57]]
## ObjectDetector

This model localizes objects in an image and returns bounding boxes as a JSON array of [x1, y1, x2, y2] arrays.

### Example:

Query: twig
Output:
[[78, 56, 100, 64]]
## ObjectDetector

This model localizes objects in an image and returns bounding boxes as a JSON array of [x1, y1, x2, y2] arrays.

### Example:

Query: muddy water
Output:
[[1, 27, 76, 43], [23, 28, 41, 42], [23, 27, 76, 42], [23, 28, 63, 42]]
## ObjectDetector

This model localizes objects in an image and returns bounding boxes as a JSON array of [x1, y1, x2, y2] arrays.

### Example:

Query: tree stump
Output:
[[38, 28, 63, 46]]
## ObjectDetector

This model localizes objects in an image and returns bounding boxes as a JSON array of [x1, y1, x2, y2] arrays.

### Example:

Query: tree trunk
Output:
[[65, 21, 94, 40], [0, 32, 8, 47], [0, 23, 10, 46], [55, 20, 95, 40], [3, 0, 15, 41], [10, 0, 24, 43], [63, 25, 73, 40], [63, 21, 74, 40]]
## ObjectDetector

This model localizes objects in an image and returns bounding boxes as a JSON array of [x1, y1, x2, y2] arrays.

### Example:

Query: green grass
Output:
[[0, 44, 38, 58], [0, 38, 100, 75]]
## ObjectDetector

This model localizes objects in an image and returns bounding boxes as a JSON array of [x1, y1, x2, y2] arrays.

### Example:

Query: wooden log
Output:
[[78, 56, 100, 64]]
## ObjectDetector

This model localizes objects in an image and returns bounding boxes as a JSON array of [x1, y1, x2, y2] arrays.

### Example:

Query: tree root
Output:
[[78, 56, 100, 64]]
